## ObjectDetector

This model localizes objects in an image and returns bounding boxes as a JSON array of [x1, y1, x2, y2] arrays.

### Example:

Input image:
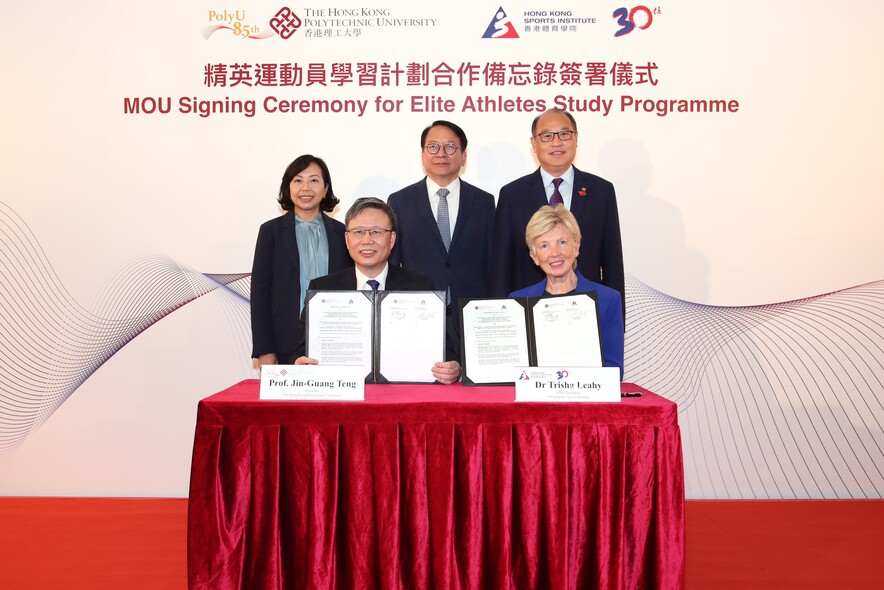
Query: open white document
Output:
[[306, 291, 373, 379], [530, 294, 602, 367], [306, 290, 445, 383], [460, 292, 603, 385], [461, 298, 530, 385], [377, 291, 445, 383]]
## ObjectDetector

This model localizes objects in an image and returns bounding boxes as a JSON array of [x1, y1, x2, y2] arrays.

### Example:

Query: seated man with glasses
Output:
[[293, 197, 462, 384], [490, 108, 625, 322], [387, 120, 495, 343]]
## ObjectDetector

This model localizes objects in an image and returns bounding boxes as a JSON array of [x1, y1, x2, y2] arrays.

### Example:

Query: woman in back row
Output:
[[250, 155, 352, 366]]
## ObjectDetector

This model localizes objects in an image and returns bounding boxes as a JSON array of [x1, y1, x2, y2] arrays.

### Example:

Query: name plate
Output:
[[259, 365, 364, 401], [515, 366, 620, 402]]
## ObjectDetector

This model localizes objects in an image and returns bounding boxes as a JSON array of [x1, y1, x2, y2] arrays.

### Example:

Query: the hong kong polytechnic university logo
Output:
[[269, 7, 302, 38], [202, 7, 302, 40]]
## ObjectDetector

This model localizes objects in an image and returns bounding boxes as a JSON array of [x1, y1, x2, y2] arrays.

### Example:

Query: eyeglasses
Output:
[[424, 143, 461, 155], [345, 227, 393, 239], [535, 130, 575, 142]]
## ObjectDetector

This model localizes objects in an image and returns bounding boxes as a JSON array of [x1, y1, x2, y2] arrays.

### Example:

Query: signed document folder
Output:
[[305, 290, 446, 383], [459, 292, 604, 385]]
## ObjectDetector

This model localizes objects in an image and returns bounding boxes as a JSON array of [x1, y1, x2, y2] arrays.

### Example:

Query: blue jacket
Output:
[[510, 271, 624, 378]]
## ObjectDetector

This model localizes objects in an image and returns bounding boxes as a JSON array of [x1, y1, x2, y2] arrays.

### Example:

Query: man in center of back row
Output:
[[388, 120, 496, 337]]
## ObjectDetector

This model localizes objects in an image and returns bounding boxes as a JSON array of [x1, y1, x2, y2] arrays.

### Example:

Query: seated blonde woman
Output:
[[509, 205, 624, 377]]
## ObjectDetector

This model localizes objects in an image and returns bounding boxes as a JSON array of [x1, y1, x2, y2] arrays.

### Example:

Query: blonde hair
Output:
[[525, 205, 581, 253]]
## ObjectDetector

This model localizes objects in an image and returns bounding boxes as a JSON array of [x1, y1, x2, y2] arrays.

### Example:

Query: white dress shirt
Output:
[[355, 264, 390, 291], [539, 166, 576, 210], [425, 177, 461, 242]]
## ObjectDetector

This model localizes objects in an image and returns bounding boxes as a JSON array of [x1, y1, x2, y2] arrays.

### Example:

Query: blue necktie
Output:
[[366, 279, 380, 291]]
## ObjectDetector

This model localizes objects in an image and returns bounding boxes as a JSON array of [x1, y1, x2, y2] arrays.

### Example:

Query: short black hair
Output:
[[420, 120, 468, 150], [344, 197, 398, 232], [277, 154, 340, 213], [531, 108, 578, 136]]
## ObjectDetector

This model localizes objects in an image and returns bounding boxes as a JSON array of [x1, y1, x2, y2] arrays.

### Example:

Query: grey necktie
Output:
[[436, 188, 451, 251], [549, 177, 564, 207]]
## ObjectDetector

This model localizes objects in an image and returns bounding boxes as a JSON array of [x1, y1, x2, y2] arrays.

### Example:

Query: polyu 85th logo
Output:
[[612, 5, 660, 37], [201, 8, 301, 40]]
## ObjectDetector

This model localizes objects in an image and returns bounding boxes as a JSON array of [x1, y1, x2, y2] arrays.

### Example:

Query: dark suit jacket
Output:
[[490, 167, 625, 315], [294, 266, 460, 362], [388, 178, 495, 305], [250, 210, 351, 361], [306, 265, 434, 291]]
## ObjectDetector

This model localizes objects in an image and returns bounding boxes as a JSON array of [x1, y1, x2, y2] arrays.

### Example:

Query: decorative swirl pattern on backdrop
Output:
[[624, 277, 883, 498], [0, 202, 250, 454], [1, 201, 882, 497]]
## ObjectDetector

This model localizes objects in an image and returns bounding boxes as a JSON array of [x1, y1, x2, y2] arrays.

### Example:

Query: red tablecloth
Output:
[[187, 380, 685, 589]]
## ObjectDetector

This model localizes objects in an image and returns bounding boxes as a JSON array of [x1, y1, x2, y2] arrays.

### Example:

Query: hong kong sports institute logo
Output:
[[483, 6, 519, 38]]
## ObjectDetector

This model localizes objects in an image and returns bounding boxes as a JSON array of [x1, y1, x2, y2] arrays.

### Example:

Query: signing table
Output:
[[187, 380, 685, 589]]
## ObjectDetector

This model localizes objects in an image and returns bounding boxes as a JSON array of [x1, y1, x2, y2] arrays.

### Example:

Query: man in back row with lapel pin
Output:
[[491, 108, 626, 322]]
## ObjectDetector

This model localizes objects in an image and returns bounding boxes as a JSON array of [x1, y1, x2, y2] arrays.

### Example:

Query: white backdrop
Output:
[[1, 1, 882, 497]]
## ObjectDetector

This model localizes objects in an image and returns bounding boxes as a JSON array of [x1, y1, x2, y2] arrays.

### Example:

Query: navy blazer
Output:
[[293, 266, 453, 361], [388, 178, 495, 306], [510, 271, 624, 379], [250, 210, 351, 361], [491, 167, 625, 315]]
